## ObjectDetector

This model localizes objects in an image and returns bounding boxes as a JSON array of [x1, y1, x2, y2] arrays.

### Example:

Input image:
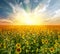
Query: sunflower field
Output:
[[0, 25, 60, 54]]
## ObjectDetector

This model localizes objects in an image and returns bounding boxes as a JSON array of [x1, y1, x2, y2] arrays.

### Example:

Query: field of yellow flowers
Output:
[[0, 25, 60, 54]]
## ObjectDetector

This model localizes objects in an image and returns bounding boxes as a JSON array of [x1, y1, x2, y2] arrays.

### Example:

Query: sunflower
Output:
[[16, 47, 22, 53], [36, 48, 39, 52], [16, 43, 21, 48], [44, 39, 48, 44], [5, 37, 10, 41], [0, 43, 3, 48], [44, 48, 48, 52], [4, 43, 6, 49], [41, 39, 45, 44], [25, 41, 29, 45], [41, 39, 48, 44], [54, 43, 60, 48], [49, 47, 55, 53], [55, 40, 58, 43], [58, 35, 60, 38], [22, 34, 25, 39], [34, 40, 36, 43]]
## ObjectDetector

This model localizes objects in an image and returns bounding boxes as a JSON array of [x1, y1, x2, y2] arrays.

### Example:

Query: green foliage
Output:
[[0, 30, 60, 54]]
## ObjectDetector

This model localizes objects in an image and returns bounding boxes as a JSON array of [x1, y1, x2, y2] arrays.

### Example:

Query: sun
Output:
[[25, 18, 33, 25], [11, 11, 44, 25]]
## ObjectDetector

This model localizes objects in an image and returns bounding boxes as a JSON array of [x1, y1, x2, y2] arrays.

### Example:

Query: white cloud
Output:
[[49, 9, 60, 19], [55, 9, 60, 16], [24, 0, 30, 4], [34, 0, 51, 13], [0, 19, 13, 24], [9, 2, 24, 14], [44, 9, 60, 25]]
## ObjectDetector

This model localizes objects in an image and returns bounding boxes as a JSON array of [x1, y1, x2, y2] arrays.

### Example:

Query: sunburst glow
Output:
[[12, 12, 44, 25], [0, 0, 60, 25], [9, 3, 44, 25], [7, 1, 47, 25]]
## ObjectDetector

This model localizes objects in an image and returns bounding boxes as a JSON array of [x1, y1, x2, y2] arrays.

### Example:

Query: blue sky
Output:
[[0, 0, 42, 18], [0, 0, 60, 25]]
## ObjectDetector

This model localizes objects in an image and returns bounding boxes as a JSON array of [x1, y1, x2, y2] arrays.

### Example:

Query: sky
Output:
[[0, 0, 60, 25]]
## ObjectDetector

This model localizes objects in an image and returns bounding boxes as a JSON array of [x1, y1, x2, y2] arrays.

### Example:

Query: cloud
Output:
[[54, 9, 60, 17], [34, 0, 51, 13], [44, 9, 60, 25], [46, 9, 60, 21], [0, 19, 13, 25], [24, 0, 30, 4], [45, 17, 60, 25], [0, 0, 59, 25]]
